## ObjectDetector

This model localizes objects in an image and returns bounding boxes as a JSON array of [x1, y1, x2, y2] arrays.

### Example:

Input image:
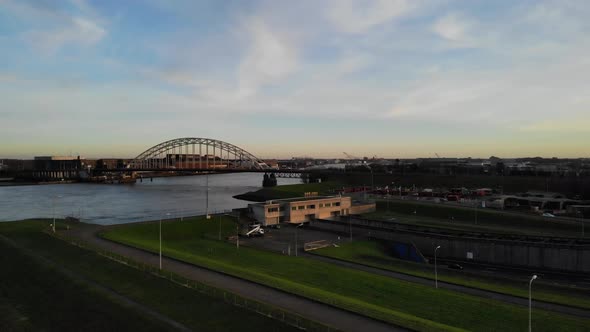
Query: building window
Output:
[[319, 203, 324, 208], [325, 203, 331, 207], [307, 204, 315, 209], [267, 207, 278, 213], [334, 202, 341, 207], [298, 206, 305, 210], [291, 206, 297, 211]]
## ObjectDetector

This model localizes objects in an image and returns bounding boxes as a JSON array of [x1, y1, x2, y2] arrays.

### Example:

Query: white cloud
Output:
[[2, 0, 107, 53], [235, 17, 299, 98], [386, 50, 590, 128], [432, 13, 472, 45], [326, 0, 419, 34], [24, 17, 106, 53]]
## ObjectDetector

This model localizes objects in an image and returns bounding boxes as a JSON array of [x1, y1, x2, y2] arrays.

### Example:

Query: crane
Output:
[[343, 152, 360, 160]]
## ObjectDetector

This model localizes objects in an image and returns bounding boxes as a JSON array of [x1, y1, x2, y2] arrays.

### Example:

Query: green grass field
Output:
[[235, 181, 343, 201], [102, 216, 590, 332], [366, 199, 588, 238], [0, 220, 299, 332], [314, 240, 590, 310]]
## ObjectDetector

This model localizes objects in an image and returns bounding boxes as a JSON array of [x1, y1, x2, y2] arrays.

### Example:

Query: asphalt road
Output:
[[64, 224, 405, 332]]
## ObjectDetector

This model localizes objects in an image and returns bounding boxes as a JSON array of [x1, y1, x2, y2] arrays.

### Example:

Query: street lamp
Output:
[[205, 174, 210, 219], [529, 274, 538, 332], [295, 223, 303, 257], [51, 195, 63, 233], [475, 200, 478, 225], [434, 245, 441, 288], [349, 215, 353, 242], [160, 212, 171, 270]]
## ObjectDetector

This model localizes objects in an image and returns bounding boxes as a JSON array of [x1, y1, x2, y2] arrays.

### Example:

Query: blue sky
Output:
[[1, 0, 589, 159]]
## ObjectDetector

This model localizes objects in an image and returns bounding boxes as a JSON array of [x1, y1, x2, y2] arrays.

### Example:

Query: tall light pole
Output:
[[205, 174, 210, 219], [52, 195, 63, 233], [349, 216, 352, 242], [529, 274, 538, 332], [295, 223, 303, 257], [218, 214, 222, 241], [160, 212, 171, 270], [475, 200, 478, 225], [434, 245, 441, 288]]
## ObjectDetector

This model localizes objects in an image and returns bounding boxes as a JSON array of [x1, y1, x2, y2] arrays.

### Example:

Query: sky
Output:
[[0, 0, 589, 159]]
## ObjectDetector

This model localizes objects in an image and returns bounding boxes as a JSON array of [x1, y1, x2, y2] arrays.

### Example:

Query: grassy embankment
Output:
[[365, 199, 588, 238], [314, 240, 590, 310], [0, 220, 299, 332], [234, 181, 343, 201], [102, 216, 590, 332]]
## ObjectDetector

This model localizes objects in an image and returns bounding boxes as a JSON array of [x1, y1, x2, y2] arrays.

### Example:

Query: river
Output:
[[0, 173, 300, 224]]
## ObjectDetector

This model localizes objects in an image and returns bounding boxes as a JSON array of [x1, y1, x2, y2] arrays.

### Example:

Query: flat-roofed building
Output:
[[248, 195, 375, 226]]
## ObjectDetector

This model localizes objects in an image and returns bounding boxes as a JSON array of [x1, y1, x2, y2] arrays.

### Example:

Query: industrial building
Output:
[[32, 156, 86, 180], [248, 195, 376, 226]]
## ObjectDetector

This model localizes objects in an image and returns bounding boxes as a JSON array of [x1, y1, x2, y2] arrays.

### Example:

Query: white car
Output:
[[542, 213, 555, 218]]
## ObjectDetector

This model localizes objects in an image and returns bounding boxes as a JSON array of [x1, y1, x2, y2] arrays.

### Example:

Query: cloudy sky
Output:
[[1, 0, 589, 159]]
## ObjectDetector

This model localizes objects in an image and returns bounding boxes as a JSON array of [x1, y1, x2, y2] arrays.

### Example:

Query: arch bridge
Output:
[[129, 137, 270, 171]]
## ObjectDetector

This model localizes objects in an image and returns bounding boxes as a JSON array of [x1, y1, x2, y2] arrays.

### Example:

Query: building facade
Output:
[[248, 196, 375, 226]]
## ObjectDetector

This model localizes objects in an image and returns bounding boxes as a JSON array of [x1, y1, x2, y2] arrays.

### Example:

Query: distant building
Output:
[[33, 156, 85, 180], [248, 195, 376, 226]]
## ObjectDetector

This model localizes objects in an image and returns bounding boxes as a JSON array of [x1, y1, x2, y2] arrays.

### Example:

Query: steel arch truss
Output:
[[130, 137, 268, 170]]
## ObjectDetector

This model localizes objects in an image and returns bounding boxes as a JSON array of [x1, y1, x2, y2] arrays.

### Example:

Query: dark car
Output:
[[448, 263, 463, 270]]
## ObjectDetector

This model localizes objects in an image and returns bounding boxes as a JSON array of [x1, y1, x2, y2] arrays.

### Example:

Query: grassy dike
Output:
[[314, 240, 590, 310], [0, 220, 300, 332], [234, 181, 343, 201], [367, 199, 588, 238], [102, 216, 590, 332]]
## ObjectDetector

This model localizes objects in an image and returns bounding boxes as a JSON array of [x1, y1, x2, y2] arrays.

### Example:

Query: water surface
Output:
[[0, 173, 299, 224]]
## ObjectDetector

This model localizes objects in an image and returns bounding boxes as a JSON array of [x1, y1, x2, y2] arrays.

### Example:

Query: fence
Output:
[[49, 231, 337, 332], [304, 240, 333, 252]]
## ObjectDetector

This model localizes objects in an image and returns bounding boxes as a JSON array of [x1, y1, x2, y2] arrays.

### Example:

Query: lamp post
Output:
[[529, 274, 538, 332], [475, 200, 478, 225], [160, 212, 171, 270], [51, 195, 63, 233], [205, 174, 210, 219], [295, 223, 303, 257], [434, 245, 441, 288], [349, 216, 352, 242]]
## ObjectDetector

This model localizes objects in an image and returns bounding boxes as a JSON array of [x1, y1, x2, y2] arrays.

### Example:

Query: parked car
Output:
[[542, 212, 555, 217], [447, 263, 464, 270]]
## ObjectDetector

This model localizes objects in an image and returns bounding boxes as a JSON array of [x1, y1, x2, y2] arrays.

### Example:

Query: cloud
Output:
[[236, 17, 299, 98], [520, 115, 590, 133], [326, 0, 419, 34], [24, 17, 106, 53], [2, 0, 107, 53], [432, 13, 473, 46]]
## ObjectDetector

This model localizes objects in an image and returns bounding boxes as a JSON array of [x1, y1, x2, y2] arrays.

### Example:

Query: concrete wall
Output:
[[310, 218, 590, 273]]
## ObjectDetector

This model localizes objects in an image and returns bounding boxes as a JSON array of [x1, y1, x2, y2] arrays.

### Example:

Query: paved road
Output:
[[64, 224, 405, 332], [306, 254, 590, 319]]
